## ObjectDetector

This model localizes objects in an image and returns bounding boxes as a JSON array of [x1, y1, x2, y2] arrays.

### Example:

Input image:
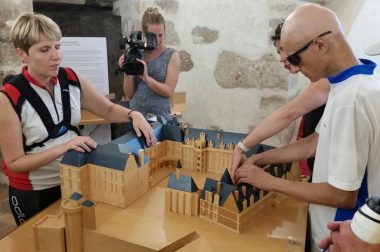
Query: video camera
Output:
[[119, 31, 157, 75]]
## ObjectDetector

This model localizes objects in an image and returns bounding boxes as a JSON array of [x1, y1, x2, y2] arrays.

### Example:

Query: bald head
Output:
[[280, 3, 357, 81], [281, 3, 342, 54]]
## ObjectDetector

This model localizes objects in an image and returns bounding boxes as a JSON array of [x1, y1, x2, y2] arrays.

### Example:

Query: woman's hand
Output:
[[64, 136, 97, 153], [136, 58, 150, 83], [118, 54, 125, 69], [130, 110, 157, 146]]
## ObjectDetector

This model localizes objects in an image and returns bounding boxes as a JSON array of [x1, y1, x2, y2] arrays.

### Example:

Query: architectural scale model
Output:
[[33, 122, 295, 251]]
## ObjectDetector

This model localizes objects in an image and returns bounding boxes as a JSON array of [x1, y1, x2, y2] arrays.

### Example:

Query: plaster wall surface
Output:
[[346, 0, 380, 66]]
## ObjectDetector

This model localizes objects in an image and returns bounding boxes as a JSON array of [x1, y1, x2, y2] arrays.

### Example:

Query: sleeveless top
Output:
[[130, 47, 176, 122], [0, 67, 81, 190]]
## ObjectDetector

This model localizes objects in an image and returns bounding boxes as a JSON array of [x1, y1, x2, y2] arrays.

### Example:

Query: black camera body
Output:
[[119, 31, 157, 75]]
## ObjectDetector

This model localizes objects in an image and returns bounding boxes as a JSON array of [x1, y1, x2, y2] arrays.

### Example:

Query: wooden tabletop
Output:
[[80, 109, 109, 125], [79, 92, 187, 125], [0, 177, 307, 252]]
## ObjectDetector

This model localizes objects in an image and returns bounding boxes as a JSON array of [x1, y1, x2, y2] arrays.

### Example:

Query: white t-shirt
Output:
[[310, 59, 380, 251]]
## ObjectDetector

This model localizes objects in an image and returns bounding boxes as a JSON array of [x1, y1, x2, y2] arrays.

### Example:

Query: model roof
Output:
[[167, 172, 199, 192], [60, 122, 275, 171]]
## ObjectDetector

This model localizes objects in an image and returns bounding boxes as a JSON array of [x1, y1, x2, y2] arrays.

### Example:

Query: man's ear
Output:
[[15, 48, 28, 63], [314, 38, 329, 55]]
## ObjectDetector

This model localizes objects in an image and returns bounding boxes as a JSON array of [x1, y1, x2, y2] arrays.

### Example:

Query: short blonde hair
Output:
[[11, 12, 61, 53], [141, 7, 165, 33]]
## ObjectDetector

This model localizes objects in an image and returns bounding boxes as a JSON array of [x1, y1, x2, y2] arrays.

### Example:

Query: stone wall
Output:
[[0, 0, 33, 184], [114, 0, 301, 146], [0, 0, 32, 85]]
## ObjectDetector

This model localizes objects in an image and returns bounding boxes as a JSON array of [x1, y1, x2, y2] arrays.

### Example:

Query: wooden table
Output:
[[0, 177, 308, 252], [80, 109, 109, 125], [79, 92, 187, 125]]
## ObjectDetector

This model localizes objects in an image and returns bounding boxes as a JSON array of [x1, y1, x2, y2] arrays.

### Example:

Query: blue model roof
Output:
[[82, 200, 95, 207], [201, 170, 261, 212], [201, 177, 238, 208], [167, 172, 198, 192], [60, 123, 278, 172], [61, 122, 164, 170], [61, 143, 129, 171], [158, 125, 183, 142], [61, 150, 88, 167], [220, 169, 233, 185], [70, 192, 84, 201]]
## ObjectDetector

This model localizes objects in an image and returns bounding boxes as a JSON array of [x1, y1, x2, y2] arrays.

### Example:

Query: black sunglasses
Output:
[[286, 31, 332, 66]]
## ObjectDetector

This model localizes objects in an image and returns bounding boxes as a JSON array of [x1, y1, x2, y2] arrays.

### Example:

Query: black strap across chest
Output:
[[5, 68, 79, 151]]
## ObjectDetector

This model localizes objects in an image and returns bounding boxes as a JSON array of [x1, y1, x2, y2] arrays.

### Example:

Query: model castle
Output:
[[33, 123, 294, 251]]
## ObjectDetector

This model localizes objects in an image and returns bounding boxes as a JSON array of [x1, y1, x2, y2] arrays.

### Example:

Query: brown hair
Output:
[[11, 12, 61, 53], [141, 7, 165, 33]]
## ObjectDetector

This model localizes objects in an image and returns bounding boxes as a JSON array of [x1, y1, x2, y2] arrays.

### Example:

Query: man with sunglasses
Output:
[[234, 4, 380, 252], [231, 22, 329, 181]]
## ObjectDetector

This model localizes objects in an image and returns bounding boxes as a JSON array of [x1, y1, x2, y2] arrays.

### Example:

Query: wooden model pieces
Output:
[[33, 212, 66, 252], [82, 200, 96, 230], [144, 141, 182, 188], [60, 150, 150, 209], [35, 192, 200, 252], [123, 152, 150, 207], [196, 166, 291, 233], [166, 167, 200, 216], [33, 193, 97, 252], [58, 127, 293, 238], [181, 131, 234, 174], [62, 199, 84, 252]]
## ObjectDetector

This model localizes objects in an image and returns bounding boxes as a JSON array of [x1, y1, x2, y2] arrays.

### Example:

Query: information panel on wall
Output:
[[60, 37, 109, 95]]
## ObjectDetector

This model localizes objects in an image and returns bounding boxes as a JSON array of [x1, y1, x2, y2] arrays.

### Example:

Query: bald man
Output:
[[231, 23, 329, 181], [234, 4, 380, 251]]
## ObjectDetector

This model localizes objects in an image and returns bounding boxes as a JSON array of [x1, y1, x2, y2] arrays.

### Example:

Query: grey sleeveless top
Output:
[[130, 47, 176, 122]]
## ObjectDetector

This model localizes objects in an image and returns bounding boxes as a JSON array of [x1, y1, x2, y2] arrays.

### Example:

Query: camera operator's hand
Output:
[[130, 110, 157, 146], [118, 54, 125, 69], [136, 58, 150, 83]]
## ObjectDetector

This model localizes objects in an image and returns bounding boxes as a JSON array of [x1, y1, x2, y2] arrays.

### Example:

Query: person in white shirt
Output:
[[234, 4, 380, 251]]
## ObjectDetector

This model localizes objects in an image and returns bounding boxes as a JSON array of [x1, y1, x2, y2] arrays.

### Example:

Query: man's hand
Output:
[[234, 164, 274, 191], [244, 153, 260, 166], [319, 221, 379, 252], [231, 147, 247, 184], [319, 221, 341, 250], [130, 111, 157, 146]]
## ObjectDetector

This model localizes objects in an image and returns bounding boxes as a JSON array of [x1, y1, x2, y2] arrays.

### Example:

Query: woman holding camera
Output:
[[119, 7, 180, 123], [0, 12, 156, 225]]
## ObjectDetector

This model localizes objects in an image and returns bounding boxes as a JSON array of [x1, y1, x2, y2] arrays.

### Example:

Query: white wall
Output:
[[346, 0, 380, 65]]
